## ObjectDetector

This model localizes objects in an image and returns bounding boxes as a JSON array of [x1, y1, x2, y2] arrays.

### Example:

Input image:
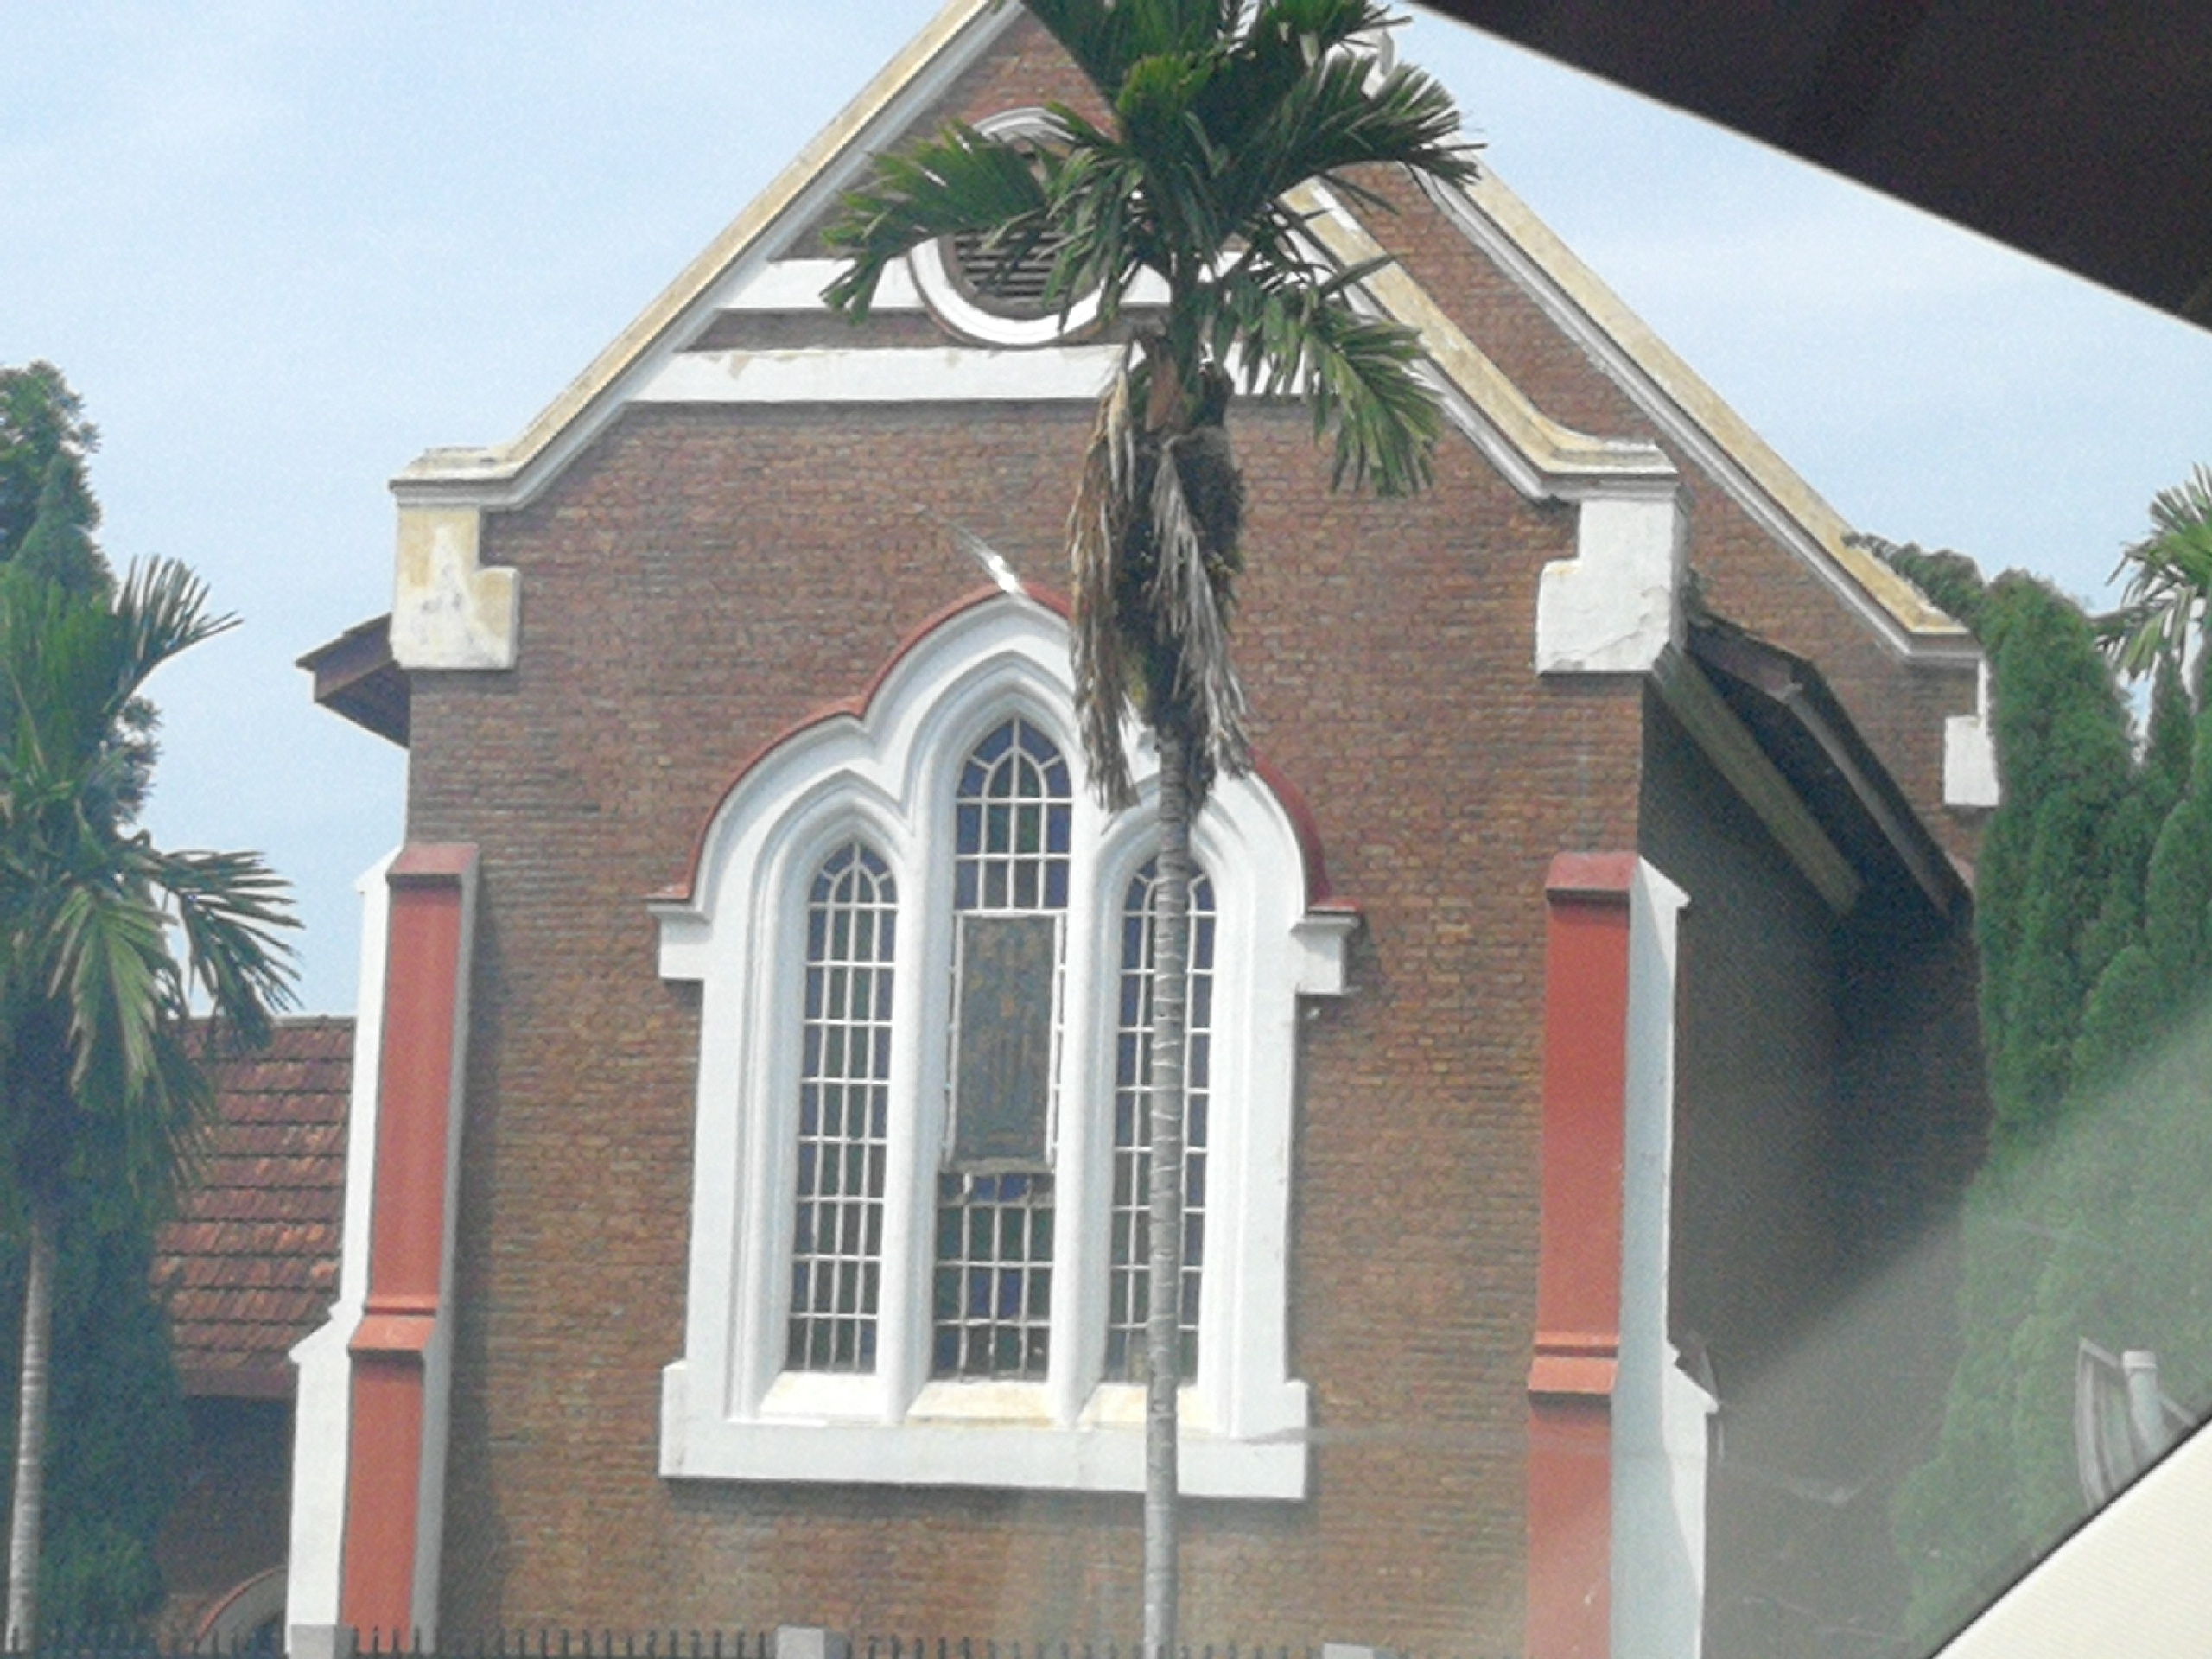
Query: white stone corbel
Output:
[[390, 505, 518, 671], [1943, 656, 2000, 810], [1291, 911, 1360, 996], [1536, 486, 1688, 676]]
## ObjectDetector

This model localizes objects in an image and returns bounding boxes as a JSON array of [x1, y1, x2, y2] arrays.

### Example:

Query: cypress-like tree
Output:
[[1885, 503, 2212, 1643], [0, 1198, 187, 1629], [15, 456, 109, 600], [0, 365, 103, 588], [1972, 574, 2138, 1138]]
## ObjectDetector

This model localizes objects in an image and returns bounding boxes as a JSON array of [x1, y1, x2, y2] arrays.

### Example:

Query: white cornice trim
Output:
[[392, 0, 1015, 506], [724, 257, 924, 313], [1287, 180, 1676, 500], [1417, 168, 1976, 666], [634, 345, 1124, 406]]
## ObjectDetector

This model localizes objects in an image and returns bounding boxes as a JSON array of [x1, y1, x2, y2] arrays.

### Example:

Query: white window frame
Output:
[[653, 594, 1353, 1498]]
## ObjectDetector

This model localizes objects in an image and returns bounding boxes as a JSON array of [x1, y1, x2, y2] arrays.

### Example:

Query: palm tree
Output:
[[0, 558, 294, 1647], [823, 5, 1474, 1649], [2106, 463, 2212, 682]]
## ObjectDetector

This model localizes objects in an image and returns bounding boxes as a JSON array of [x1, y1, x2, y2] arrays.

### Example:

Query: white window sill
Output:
[[661, 1362, 1308, 1498]]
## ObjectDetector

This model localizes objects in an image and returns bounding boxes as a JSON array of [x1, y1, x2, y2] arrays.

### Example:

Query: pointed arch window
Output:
[[1106, 861, 1214, 1382], [653, 594, 1352, 1497], [786, 841, 897, 1374]]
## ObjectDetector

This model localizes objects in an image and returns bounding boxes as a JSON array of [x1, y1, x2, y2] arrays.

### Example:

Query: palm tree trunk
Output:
[[6, 1202, 56, 1652], [1144, 724, 1193, 1659]]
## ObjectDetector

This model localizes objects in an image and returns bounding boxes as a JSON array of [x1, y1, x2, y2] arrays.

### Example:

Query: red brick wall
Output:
[[411, 384, 1635, 1647], [403, 15, 1974, 1648]]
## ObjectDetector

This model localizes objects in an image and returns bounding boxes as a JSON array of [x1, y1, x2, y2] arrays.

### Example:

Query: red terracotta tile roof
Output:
[[153, 1016, 352, 1399]]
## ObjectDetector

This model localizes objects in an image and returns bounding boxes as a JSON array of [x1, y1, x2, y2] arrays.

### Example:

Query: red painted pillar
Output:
[[1527, 852, 1635, 1659], [340, 844, 478, 1644]]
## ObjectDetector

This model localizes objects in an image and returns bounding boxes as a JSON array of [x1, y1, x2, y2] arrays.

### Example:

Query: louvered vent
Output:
[[948, 231, 1066, 318]]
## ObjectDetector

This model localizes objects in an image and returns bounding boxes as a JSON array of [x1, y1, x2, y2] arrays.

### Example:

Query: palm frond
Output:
[[136, 843, 299, 1048], [115, 558, 233, 696], [1220, 271, 1440, 493], [2106, 462, 2212, 678], [48, 880, 169, 1109], [1200, 10, 1472, 216], [821, 124, 1054, 317], [0, 556, 295, 1236], [1034, 134, 1159, 318], [65, 1007, 211, 1230], [1192, 0, 1386, 148], [1026, 0, 1241, 100]]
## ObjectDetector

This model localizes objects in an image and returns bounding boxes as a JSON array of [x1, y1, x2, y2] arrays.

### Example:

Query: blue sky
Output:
[[6, 2, 2212, 1010]]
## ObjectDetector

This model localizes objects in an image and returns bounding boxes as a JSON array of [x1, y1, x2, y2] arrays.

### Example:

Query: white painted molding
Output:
[[775, 1630, 852, 1659], [726, 257, 923, 313], [907, 236, 1104, 348], [286, 851, 397, 1640], [1536, 488, 1687, 675], [1286, 181, 1676, 499], [904, 109, 1105, 347], [652, 594, 1338, 1498], [1417, 168, 1978, 669], [1944, 658, 2001, 810], [410, 850, 481, 1641], [1614, 861, 1715, 1659], [634, 345, 1123, 407], [1291, 912, 1359, 996], [389, 505, 517, 671], [730, 253, 1163, 325], [1287, 180, 1692, 683]]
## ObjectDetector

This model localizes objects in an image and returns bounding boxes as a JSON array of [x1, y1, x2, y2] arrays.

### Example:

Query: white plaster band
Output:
[[635, 345, 1124, 405]]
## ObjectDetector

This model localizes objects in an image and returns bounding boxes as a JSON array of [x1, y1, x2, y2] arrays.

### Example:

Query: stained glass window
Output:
[[935, 715, 1069, 1378]]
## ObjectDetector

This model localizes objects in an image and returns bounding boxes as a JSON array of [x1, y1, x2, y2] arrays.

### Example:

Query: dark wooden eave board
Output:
[[1689, 621, 1967, 918], [297, 613, 410, 748]]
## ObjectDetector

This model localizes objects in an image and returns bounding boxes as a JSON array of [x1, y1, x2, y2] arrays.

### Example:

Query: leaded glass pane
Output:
[[786, 841, 895, 1374], [931, 1170, 1055, 1379], [1105, 861, 1214, 1382]]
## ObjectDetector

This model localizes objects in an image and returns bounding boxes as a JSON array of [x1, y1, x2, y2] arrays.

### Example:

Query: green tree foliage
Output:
[[0, 369, 296, 1640], [0, 1198, 186, 1629], [1973, 574, 2140, 1135], [2106, 463, 2212, 682], [1877, 515, 2212, 1643], [0, 365, 109, 596]]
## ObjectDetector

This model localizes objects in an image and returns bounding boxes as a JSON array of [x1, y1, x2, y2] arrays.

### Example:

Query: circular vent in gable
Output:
[[906, 109, 1103, 348]]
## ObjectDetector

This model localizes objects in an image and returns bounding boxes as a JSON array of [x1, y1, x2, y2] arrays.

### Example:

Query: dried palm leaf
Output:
[[1148, 428, 1251, 801], [1070, 358, 1141, 809]]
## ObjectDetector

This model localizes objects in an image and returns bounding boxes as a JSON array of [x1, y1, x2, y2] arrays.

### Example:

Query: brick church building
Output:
[[289, 5, 1994, 1655]]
